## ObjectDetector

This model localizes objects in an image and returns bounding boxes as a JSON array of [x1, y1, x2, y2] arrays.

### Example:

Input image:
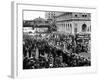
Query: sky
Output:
[[23, 11, 45, 20]]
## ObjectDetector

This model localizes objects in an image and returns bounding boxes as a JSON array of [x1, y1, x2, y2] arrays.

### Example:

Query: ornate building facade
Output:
[[55, 12, 91, 34]]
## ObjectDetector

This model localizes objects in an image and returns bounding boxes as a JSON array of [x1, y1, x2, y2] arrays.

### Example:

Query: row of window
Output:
[[57, 14, 88, 21], [58, 23, 72, 30], [74, 14, 87, 17], [58, 23, 72, 27], [57, 23, 91, 32]]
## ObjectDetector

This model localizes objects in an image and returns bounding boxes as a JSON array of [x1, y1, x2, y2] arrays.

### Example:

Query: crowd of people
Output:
[[23, 33, 91, 69], [48, 33, 90, 54]]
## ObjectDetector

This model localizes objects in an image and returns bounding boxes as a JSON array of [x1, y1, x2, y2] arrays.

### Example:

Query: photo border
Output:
[[11, 2, 97, 78]]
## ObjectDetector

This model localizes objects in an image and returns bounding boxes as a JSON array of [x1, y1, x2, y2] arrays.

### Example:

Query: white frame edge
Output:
[[11, 1, 18, 78], [11, 1, 97, 78]]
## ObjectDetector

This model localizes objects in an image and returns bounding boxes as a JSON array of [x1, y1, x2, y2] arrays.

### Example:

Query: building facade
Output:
[[55, 12, 91, 34], [45, 11, 63, 23], [45, 12, 63, 19]]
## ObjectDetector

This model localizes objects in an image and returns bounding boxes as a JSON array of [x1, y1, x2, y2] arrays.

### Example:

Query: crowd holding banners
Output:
[[23, 32, 91, 69], [75, 33, 91, 53]]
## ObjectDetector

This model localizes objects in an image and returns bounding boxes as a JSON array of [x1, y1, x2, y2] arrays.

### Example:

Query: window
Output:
[[82, 15, 84, 17], [82, 15, 87, 17], [82, 24, 87, 32], [75, 15, 77, 17]]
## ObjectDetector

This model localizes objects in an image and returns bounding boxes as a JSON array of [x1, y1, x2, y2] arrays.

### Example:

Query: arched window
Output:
[[82, 24, 87, 32]]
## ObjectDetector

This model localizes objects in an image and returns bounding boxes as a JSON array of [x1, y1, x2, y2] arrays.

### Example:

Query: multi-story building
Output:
[[45, 12, 62, 19], [55, 12, 91, 34], [45, 12, 63, 22]]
